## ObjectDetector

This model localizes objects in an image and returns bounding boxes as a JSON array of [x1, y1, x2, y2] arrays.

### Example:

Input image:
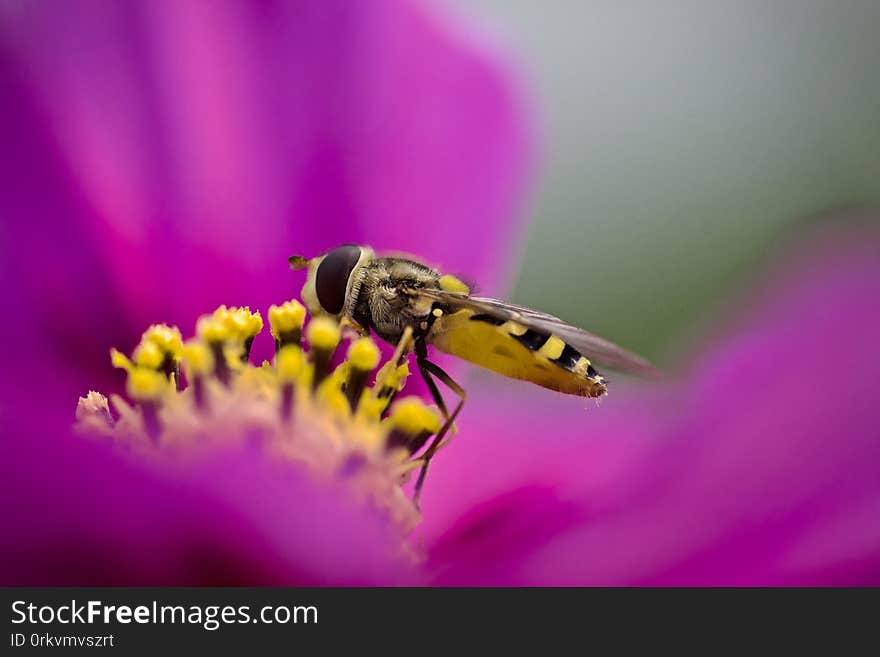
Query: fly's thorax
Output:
[[353, 258, 440, 345]]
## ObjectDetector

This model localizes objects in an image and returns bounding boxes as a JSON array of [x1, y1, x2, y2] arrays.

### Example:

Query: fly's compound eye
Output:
[[315, 245, 362, 315]]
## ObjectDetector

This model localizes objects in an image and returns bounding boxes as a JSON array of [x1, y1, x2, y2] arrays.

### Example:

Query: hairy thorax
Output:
[[353, 258, 440, 345]]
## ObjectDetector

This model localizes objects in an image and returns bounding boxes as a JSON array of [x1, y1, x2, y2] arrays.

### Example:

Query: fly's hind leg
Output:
[[413, 341, 467, 507]]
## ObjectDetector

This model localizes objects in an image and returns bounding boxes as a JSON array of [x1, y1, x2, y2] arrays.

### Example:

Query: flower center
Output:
[[75, 300, 443, 534]]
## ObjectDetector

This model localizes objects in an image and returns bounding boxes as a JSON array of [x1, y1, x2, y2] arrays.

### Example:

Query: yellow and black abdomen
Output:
[[428, 310, 607, 398]]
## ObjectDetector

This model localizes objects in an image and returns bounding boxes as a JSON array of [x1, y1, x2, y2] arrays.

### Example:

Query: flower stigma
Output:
[[75, 301, 445, 535]]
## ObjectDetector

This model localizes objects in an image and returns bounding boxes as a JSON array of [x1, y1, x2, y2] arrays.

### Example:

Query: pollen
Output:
[[126, 367, 169, 401], [307, 316, 341, 351], [389, 398, 442, 437], [269, 300, 306, 339], [181, 340, 214, 378], [132, 340, 164, 369], [348, 337, 380, 372], [227, 306, 264, 342], [75, 298, 446, 537], [142, 324, 183, 360], [275, 344, 304, 382]]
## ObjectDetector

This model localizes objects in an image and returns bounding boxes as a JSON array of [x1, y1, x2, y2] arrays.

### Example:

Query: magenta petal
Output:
[[423, 227, 880, 585], [1, 0, 532, 586], [0, 411, 416, 585], [0, 0, 533, 395]]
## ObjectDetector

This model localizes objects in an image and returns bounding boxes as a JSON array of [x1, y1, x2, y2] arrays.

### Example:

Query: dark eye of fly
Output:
[[315, 245, 362, 314]]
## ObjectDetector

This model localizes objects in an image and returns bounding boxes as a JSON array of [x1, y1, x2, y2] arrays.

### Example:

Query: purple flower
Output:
[[0, 0, 530, 585], [418, 226, 880, 585], [0, 0, 532, 399], [3, 0, 879, 587]]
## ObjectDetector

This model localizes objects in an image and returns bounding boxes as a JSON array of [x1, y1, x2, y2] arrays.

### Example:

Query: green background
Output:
[[452, 0, 880, 362]]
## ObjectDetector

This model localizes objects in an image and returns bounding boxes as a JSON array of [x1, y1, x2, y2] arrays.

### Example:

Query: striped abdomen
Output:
[[428, 310, 607, 398]]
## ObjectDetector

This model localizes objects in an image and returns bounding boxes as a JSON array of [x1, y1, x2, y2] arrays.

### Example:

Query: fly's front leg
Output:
[[413, 339, 466, 507], [375, 327, 415, 415]]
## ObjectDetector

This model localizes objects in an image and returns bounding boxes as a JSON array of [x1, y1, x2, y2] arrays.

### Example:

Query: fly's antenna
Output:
[[288, 255, 310, 271]]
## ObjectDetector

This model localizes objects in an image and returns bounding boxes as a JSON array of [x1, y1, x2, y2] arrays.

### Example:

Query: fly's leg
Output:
[[413, 341, 466, 507], [392, 326, 415, 366], [375, 327, 415, 416]]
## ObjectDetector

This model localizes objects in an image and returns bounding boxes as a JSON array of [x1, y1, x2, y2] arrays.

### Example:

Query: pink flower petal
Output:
[[422, 226, 880, 585], [0, 0, 533, 396], [0, 410, 416, 585]]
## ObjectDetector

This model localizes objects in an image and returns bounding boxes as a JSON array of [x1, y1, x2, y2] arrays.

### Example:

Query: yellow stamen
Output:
[[182, 340, 214, 378], [307, 317, 341, 352], [276, 345, 304, 383], [317, 383, 350, 418], [385, 398, 441, 455], [389, 398, 442, 436], [355, 395, 388, 422], [344, 337, 381, 411], [307, 317, 341, 390], [347, 337, 380, 372], [126, 367, 169, 402], [196, 314, 230, 343], [141, 324, 183, 360], [226, 306, 263, 341], [110, 348, 133, 371], [223, 343, 247, 370], [269, 300, 306, 339], [132, 340, 164, 369], [79, 296, 433, 537]]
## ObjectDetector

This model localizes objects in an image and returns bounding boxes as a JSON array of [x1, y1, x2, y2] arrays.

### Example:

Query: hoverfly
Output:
[[290, 244, 658, 501]]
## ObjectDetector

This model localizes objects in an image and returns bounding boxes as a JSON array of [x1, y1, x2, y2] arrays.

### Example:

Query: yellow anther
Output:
[[142, 324, 183, 360], [80, 293, 429, 531], [195, 305, 261, 343], [347, 337, 380, 371], [182, 340, 214, 377], [235, 365, 277, 398], [269, 300, 306, 338], [318, 384, 351, 419], [196, 313, 230, 343], [438, 274, 470, 295], [307, 317, 341, 351], [226, 306, 263, 340], [246, 311, 264, 338], [126, 367, 168, 402], [110, 348, 133, 371], [356, 395, 387, 421], [276, 345, 304, 383], [330, 361, 350, 385], [223, 343, 246, 371], [389, 398, 442, 436], [132, 340, 164, 369]]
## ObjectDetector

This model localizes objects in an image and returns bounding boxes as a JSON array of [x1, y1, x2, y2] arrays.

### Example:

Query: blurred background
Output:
[[447, 0, 880, 361]]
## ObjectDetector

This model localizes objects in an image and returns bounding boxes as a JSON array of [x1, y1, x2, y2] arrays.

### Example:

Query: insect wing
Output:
[[415, 289, 660, 377]]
